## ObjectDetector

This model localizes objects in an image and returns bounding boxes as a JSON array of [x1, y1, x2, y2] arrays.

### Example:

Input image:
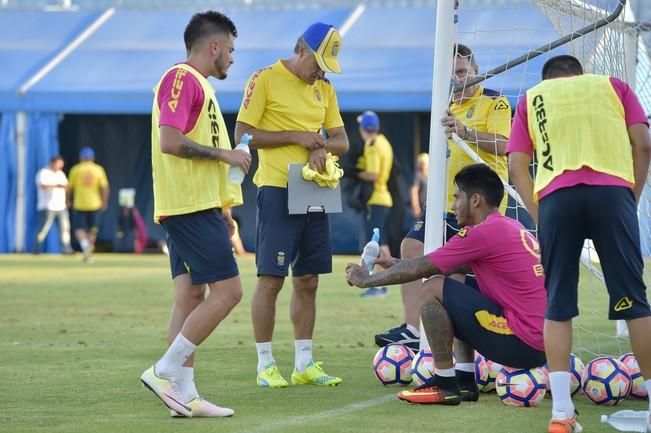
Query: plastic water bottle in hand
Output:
[[601, 410, 649, 432], [361, 228, 380, 273], [228, 133, 252, 184]]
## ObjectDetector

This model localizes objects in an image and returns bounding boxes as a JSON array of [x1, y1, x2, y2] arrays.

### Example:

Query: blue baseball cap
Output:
[[79, 147, 95, 159], [357, 111, 380, 131], [302, 22, 342, 74]]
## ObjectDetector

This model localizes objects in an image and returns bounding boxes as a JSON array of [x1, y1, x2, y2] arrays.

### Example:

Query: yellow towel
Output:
[[302, 153, 344, 189]]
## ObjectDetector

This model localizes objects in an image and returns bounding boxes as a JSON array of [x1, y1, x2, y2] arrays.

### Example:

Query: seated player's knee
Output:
[[401, 237, 424, 260], [419, 276, 445, 304]]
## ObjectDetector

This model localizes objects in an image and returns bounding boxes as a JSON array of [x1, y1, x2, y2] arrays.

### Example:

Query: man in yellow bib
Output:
[[235, 22, 349, 388], [508, 55, 651, 433], [374, 44, 511, 351], [140, 11, 251, 418], [68, 147, 109, 262]]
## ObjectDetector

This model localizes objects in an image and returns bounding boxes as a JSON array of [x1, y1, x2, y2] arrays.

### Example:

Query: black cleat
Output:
[[374, 323, 419, 351]]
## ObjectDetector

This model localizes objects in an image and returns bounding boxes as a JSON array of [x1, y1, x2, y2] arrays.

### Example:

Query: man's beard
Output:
[[214, 59, 228, 80]]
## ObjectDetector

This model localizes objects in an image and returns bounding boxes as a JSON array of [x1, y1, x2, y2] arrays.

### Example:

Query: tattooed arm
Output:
[[346, 256, 439, 288], [159, 125, 251, 171]]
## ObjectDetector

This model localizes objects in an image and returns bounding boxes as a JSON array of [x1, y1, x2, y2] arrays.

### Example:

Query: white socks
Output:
[[176, 367, 199, 403], [435, 367, 455, 378], [155, 333, 197, 379], [455, 363, 475, 373], [256, 342, 275, 373], [256, 340, 315, 373], [549, 371, 574, 417], [294, 339, 313, 372], [79, 239, 90, 254]]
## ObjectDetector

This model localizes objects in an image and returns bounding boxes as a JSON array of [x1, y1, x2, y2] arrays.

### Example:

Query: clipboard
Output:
[[287, 164, 342, 215]]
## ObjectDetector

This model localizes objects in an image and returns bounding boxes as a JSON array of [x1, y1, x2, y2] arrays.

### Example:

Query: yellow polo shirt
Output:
[[68, 161, 108, 211], [236, 60, 344, 188], [361, 133, 393, 207], [448, 86, 511, 213]]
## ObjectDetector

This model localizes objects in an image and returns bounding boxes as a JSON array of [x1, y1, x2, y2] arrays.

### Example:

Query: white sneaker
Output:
[[170, 397, 234, 417], [140, 366, 191, 417]]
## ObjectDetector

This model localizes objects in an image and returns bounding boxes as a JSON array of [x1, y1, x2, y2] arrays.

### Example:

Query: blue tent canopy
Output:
[[0, 10, 102, 110], [0, 5, 571, 113]]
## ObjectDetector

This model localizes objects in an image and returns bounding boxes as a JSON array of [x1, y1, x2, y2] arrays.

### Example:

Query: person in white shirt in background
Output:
[[35, 155, 73, 254]]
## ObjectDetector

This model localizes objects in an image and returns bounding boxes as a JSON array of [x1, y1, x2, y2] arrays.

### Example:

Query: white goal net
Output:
[[432, 0, 651, 361]]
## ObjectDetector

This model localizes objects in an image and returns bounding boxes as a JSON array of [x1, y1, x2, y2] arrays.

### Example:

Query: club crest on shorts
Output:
[[413, 221, 424, 232], [276, 251, 286, 267]]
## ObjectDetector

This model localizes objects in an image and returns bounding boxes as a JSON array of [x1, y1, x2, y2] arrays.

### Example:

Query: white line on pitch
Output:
[[241, 394, 395, 433]]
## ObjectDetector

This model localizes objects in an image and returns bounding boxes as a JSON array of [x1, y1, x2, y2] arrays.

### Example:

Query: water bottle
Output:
[[228, 133, 252, 184], [600, 410, 649, 432], [361, 228, 380, 273]]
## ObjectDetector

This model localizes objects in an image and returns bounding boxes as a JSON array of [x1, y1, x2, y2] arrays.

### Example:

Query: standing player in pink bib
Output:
[[508, 55, 651, 433], [346, 164, 547, 405]]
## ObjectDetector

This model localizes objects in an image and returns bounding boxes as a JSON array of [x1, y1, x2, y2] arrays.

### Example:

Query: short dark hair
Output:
[[542, 55, 583, 79], [455, 43, 476, 66], [184, 11, 237, 53], [453, 163, 504, 208], [50, 155, 63, 164]]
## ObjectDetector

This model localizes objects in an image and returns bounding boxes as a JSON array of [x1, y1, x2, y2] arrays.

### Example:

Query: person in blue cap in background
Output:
[[235, 22, 349, 388], [355, 110, 394, 298], [68, 146, 110, 262]]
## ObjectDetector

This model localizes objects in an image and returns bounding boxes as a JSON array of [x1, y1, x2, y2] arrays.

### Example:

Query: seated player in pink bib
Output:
[[346, 163, 546, 405]]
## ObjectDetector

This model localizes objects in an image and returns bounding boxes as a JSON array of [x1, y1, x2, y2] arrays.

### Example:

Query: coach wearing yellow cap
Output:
[[235, 22, 349, 389]]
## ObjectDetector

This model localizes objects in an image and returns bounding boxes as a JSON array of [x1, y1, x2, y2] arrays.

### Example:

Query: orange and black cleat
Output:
[[548, 410, 582, 433], [397, 378, 462, 405]]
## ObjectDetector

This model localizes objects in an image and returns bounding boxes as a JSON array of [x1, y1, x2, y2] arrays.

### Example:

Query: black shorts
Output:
[[364, 205, 390, 244], [442, 278, 546, 369], [162, 208, 238, 285], [256, 186, 332, 277], [73, 210, 99, 233], [539, 186, 650, 321], [405, 210, 461, 243]]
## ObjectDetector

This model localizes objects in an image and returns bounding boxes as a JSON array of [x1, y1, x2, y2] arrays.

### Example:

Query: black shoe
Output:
[[456, 370, 479, 402], [374, 323, 419, 351], [459, 383, 480, 402]]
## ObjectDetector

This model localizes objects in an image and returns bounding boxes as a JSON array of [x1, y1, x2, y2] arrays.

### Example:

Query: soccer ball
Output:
[[496, 367, 547, 407], [619, 353, 647, 399], [475, 354, 504, 392], [582, 356, 631, 405], [474, 352, 489, 390], [569, 353, 585, 396], [372, 344, 414, 386], [411, 348, 434, 386], [543, 353, 584, 396]]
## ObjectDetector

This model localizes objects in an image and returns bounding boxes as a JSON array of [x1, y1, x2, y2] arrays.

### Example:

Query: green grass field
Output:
[[1, 254, 647, 433]]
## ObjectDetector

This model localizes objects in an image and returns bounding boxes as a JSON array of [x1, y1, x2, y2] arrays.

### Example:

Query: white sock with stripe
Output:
[[256, 342, 275, 373], [294, 339, 313, 372]]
